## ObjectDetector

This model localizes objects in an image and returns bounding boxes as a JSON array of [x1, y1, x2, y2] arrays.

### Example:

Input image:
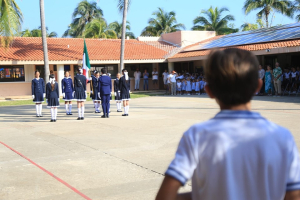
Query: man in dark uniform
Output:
[[98, 68, 112, 118]]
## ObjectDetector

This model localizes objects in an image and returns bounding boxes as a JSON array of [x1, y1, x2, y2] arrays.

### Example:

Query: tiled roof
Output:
[[171, 38, 300, 59], [0, 37, 172, 61]]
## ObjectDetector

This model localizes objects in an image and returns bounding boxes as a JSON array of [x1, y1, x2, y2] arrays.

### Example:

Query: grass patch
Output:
[[0, 93, 153, 107]]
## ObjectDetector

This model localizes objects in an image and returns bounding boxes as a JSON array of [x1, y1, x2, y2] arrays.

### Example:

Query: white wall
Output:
[[24, 64, 35, 82]]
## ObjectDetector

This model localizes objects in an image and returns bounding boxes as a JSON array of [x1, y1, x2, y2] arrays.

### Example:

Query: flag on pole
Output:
[[82, 39, 91, 81]]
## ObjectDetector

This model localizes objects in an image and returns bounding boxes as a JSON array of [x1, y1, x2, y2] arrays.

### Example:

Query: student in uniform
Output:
[[114, 73, 122, 112], [156, 48, 300, 200], [91, 71, 101, 113], [176, 79, 181, 95], [191, 79, 196, 95], [181, 80, 186, 95], [46, 74, 59, 122], [32, 71, 45, 117], [120, 69, 130, 116], [186, 78, 192, 95], [73, 66, 87, 120], [61, 71, 74, 115], [98, 68, 112, 118], [195, 79, 200, 95], [291, 67, 298, 93]]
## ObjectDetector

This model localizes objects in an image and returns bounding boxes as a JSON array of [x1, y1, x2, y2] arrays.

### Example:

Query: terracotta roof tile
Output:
[[171, 38, 300, 59], [0, 37, 170, 61]]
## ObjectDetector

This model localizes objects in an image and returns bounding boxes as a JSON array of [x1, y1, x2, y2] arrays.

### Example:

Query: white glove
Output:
[[118, 90, 120, 93], [72, 91, 75, 97], [85, 91, 87, 98], [129, 90, 131, 93], [43, 93, 46, 98], [63, 93, 65, 98], [58, 98, 60, 102], [32, 95, 35, 99], [98, 92, 100, 99], [90, 91, 93, 94], [114, 92, 117, 96]]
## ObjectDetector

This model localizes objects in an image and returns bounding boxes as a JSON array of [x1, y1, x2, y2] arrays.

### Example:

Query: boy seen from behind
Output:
[[156, 48, 300, 200]]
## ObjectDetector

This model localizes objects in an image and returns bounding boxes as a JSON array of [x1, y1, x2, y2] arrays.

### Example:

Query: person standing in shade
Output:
[[114, 73, 122, 112], [32, 71, 45, 117], [152, 68, 159, 90], [143, 69, 149, 91], [162, 69, 169, 94], [46, 74, 59, 122], [73, 66, 87, 120], [169, 71, 177, 96], [258, 65, 265, 95], [134, 68, 141, 91], [98, 68, 112, 118], [61, 71, 74, 115], [120, 69, 130, 116], [273, 62, 283, 97]]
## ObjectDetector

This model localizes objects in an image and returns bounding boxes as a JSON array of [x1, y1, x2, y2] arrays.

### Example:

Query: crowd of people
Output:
[[31, 67, 131, 122], [259, 63, 300, 96]]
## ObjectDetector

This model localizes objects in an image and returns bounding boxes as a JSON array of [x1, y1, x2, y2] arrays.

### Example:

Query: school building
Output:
[[1, 22, 300, 97]]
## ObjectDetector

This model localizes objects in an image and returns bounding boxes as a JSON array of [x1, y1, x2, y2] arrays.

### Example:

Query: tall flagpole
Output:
[[119, 0, 128, 72]]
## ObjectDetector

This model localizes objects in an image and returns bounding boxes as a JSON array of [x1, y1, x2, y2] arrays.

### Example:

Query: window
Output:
[[90, 65, 118, 79], [0, 66, 25, 82]]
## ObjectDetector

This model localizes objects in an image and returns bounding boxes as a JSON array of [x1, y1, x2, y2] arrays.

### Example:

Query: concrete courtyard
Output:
[[1, 96, 300, 200]]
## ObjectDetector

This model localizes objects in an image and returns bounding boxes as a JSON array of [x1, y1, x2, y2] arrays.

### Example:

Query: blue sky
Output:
[[16, 0, 296, 37]]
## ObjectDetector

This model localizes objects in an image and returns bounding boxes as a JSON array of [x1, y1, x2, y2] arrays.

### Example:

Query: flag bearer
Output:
[[32, 71, 45, 117]]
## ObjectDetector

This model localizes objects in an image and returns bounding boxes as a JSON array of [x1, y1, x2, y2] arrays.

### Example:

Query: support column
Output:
[[57, 64, 64, 96], [168, 62, 174, 72], [24, 64, 35, 82]]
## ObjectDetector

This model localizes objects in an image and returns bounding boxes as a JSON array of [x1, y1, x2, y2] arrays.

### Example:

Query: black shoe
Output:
[[36, 115, 40, 117], [95, 111, 98, 113], [54, 120, 57, 122], [69, 113, 73, 115], [117, 110, 122, 112], [81, 117, 84, 120], [77, 117, 81, 120], [106, 114, 109, 118], [39, 115, 43, 117], [122, 114, 127, 116], [66, 113, 69, 115], [50, 119, 54, 122], [127, 114, 129, 116], [101, 115, 106, 118]]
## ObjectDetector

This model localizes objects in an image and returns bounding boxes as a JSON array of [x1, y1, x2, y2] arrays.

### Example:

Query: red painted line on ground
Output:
[[0, 141, 92, 200]]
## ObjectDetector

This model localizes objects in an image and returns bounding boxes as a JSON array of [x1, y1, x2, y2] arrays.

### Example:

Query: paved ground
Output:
[[0, 95, 300, 200]]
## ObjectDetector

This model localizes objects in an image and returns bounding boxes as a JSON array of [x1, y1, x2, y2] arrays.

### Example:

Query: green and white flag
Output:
[[82, 39, 91, 80]]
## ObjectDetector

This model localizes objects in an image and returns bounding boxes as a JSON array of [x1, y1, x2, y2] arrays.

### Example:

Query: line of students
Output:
[[31, 67, 131, 122], [175, 78, 207, 95]]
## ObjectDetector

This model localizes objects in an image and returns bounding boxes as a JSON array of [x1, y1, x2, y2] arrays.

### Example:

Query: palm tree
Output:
[[118, 0, 129, 71], [39, 0, 50, 83], [243, 0, 292, 28], [192, 6, 237, 35], [0, 0, 23, 47], [108, 21, 135, 39], [84, 18, 117, 39], [289, 0, 300, 21], [141, 7, 185, 36], [64, 0, 103, 37], [241, 19, 265, 31], [21, 27, 58, 37]]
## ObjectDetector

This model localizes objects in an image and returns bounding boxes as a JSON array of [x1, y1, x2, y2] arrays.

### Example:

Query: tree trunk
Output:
[[119, 0, 128, 72], [265, 9, 269, 28], [39, 0, 50, 83]]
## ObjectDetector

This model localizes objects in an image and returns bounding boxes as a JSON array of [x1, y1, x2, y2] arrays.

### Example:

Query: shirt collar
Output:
[[214, 110, 263, 119], [102, 74, 107, 76]]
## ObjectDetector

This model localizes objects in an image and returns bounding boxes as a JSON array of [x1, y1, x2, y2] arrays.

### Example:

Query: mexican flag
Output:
[[82, 39, 91, 81]]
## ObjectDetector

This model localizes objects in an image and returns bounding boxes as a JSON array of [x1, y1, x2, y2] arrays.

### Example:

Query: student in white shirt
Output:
[[133, 69, 141, 91], [168, 71, 177, 96], [152, 68, 159, 90], [156, 48, 300, 200]]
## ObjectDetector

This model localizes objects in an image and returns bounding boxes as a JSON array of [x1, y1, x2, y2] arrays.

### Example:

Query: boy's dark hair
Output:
[[204, 48, 259, 106], [101, 68, 107, 74]]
